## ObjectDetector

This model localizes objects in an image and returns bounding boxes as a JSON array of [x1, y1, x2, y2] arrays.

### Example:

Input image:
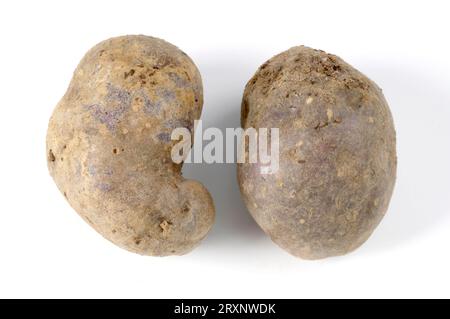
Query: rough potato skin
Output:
[[238, 46, 396, 259], [47, 35, 214, 256]]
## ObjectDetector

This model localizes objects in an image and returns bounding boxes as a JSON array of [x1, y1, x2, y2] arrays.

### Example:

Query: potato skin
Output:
[[47, 35, 214, 256], [238, 46, 396, 259]]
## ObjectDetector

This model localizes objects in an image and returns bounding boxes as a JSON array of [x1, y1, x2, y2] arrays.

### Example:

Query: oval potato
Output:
[[238, 46, 396, 259]]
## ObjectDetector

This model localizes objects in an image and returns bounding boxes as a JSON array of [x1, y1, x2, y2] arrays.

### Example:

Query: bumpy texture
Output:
[[238, 46, 396, 259], [47, 35, 214, 256]]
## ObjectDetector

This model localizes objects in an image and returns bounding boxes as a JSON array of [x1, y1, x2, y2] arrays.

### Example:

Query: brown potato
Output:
[[46, 35, 214, 256], [238, 46, 396, 259]]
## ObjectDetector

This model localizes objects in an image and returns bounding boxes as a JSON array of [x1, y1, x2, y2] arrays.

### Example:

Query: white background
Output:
[[0, 0, 449, 298]]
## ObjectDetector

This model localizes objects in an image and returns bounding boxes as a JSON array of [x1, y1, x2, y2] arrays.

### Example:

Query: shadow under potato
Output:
[[181, 49, 272, 248], [356, 62, 450, 254], [182, 103, 267, 247]]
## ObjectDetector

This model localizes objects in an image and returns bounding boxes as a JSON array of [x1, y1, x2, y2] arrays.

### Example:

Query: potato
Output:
[[46, 35, 214, 256], [238, 46, 396, 259]]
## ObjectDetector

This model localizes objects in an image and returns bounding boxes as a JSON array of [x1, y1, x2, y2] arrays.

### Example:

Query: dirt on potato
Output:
[[238, 46, 396, 259]]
